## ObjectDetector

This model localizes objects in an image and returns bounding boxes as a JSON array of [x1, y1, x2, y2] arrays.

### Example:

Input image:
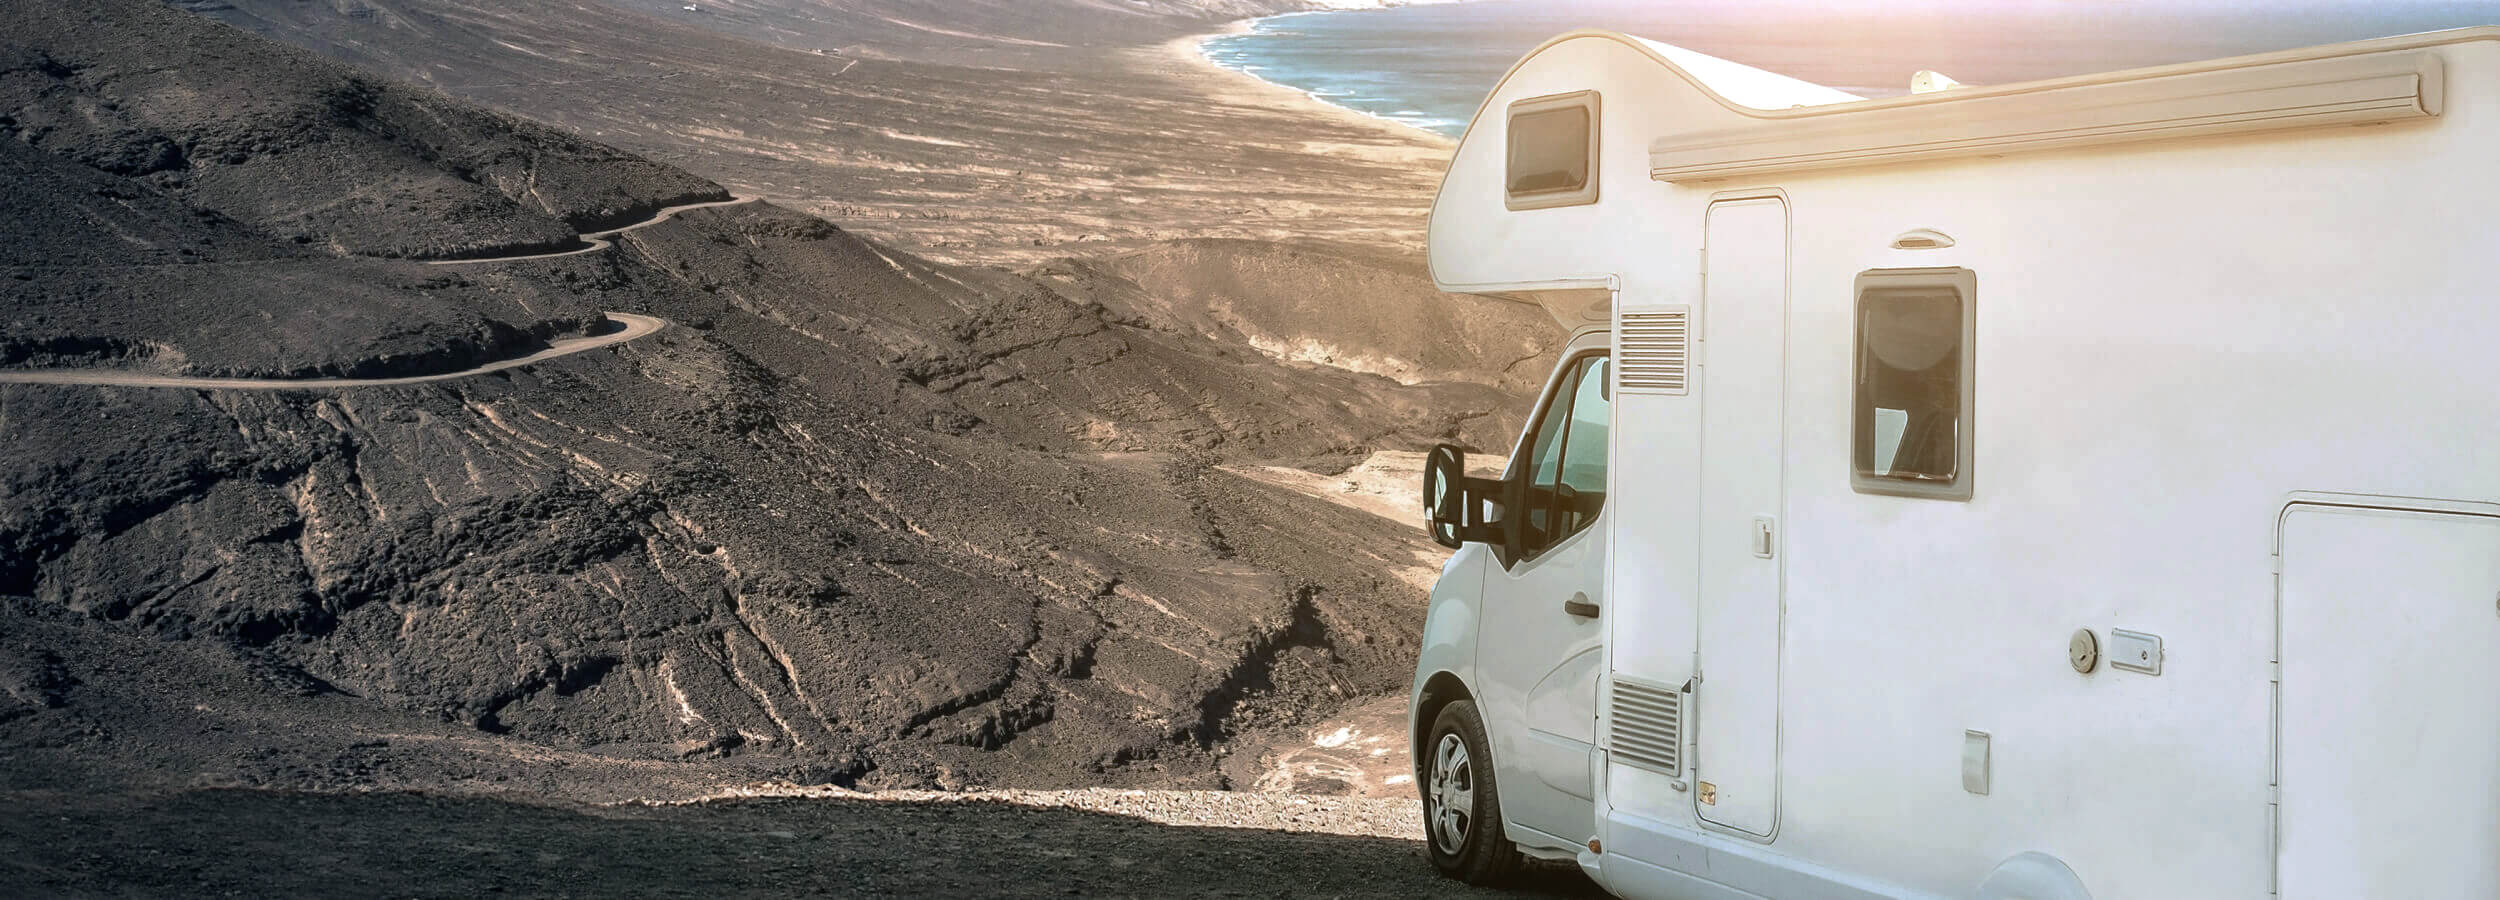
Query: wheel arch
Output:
[[1975, 851, 2091, 900], [1412, 670, 1477, 778]]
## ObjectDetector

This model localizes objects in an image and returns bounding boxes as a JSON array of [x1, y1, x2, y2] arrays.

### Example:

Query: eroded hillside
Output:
[[177, 0, 1456, 264], [0, 0, 1552, 795]]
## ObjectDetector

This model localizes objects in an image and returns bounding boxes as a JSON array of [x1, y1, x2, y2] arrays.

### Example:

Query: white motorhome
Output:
[[1406, 27, 2500, 899]]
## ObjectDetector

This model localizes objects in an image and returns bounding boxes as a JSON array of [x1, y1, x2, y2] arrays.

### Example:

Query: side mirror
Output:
[[1423, 445, 1465, 548], [1423, 443, 1503, 550]]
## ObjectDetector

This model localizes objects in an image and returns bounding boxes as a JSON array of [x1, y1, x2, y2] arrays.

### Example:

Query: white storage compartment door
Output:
[[2277, 502, 2500, 898]]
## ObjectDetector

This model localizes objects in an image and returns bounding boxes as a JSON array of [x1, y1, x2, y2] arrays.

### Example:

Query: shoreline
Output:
[[1163, 14, 1459, 150]]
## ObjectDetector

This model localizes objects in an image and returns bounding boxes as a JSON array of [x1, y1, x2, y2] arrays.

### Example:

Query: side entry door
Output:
[[1476, 346, 1612, 846], [1693, 195, 1788, 838]]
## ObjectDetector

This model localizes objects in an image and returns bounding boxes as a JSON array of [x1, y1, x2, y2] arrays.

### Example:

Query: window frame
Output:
[[1850, 267, 1978, 501], [1505, 350, 1611, 567], [1504, 90, 1601, 211]]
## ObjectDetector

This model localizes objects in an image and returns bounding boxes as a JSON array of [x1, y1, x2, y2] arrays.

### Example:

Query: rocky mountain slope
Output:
[[0, 133, 616, 379], [195, 0, 1446, 60], [172, 0, 1457, 265], [1046, 239, 1558, 396], [2, 0, 1548, 795], [7, 3, 724, 260]]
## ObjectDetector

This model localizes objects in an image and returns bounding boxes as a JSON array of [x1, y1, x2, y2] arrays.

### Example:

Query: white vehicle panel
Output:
[[2277, 502, 2500, 898], [1419, 25, 2500, 900]]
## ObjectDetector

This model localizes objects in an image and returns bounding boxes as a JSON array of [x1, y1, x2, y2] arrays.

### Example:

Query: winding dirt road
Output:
[[0, 313, 666, 390], [0, 197, 764, 389], [424, 195, 755, 265]]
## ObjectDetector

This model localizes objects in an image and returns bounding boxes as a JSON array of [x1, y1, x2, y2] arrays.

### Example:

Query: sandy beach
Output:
[[1166, 21, 1465, 150]]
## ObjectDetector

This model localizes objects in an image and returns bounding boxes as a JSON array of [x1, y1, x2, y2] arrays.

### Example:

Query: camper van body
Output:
[[1408, 27, 2500, 899]]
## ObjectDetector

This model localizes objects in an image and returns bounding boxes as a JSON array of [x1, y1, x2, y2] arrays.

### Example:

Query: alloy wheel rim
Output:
[[1427, 732, 1475, 854]]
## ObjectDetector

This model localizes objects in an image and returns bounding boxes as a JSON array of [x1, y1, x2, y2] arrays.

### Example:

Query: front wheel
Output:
[[1421, 700, 1524, 883]]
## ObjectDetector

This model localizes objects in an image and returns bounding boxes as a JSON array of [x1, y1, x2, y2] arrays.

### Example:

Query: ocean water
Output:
[[1202, 0, 2500, 137]]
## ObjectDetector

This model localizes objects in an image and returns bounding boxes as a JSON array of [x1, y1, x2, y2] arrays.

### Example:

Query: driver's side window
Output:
[[1512, 353, 1611, 562]]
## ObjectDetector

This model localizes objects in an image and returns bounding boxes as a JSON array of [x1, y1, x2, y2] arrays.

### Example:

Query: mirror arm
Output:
[[1423, 443, 1524, 551], [1453, 474, 1503, 545]]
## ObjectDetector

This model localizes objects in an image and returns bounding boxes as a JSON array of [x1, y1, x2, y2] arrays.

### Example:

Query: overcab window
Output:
[[1505, 91, 1599, 210], [1852, 268, 1976, 500]]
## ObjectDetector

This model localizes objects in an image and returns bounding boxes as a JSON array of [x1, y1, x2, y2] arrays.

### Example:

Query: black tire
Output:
[[1420, 699, 1526, 883]]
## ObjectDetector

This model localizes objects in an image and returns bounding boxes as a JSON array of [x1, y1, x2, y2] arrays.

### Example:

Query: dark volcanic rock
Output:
[[0, 787, 1602, 898], [0, 0, 734, 378], [1, 309, 1462, 787], [0, 135, 604, 378], [2, 0, 726, 260], [0, 645, 73, 714], [1, 0, 1541, 794]]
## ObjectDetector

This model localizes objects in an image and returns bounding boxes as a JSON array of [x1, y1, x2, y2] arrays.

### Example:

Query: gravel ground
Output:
[[667, 785, 1434, 839], [2, 785, 1604, 898]]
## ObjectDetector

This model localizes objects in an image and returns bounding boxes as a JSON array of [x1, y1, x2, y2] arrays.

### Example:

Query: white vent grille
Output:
[[1618, 308, 1690, 394], [1609, 678, 1683, 777]]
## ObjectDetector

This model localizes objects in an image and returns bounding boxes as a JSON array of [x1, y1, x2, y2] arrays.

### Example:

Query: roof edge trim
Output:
[[1653, 46, 2452, 182], [1727, 25, 2498, 122]]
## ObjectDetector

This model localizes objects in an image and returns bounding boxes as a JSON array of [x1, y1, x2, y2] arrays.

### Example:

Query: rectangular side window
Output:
[[1505, 91, 1599, 210], [1852, 268, 1976, 500]]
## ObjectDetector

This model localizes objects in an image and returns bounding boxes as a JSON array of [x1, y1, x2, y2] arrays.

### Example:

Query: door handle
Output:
[[1563, 592, 1601, 619]]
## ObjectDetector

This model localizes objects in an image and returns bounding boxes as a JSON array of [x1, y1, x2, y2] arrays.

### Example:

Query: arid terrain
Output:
[[1, 0, 1578, 894], [182, 0, 1459, 265]]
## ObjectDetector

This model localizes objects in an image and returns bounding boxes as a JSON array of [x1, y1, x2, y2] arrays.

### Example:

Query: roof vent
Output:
[[1910, 70, 1963, 94], [1890, 228, 1956, 250]]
